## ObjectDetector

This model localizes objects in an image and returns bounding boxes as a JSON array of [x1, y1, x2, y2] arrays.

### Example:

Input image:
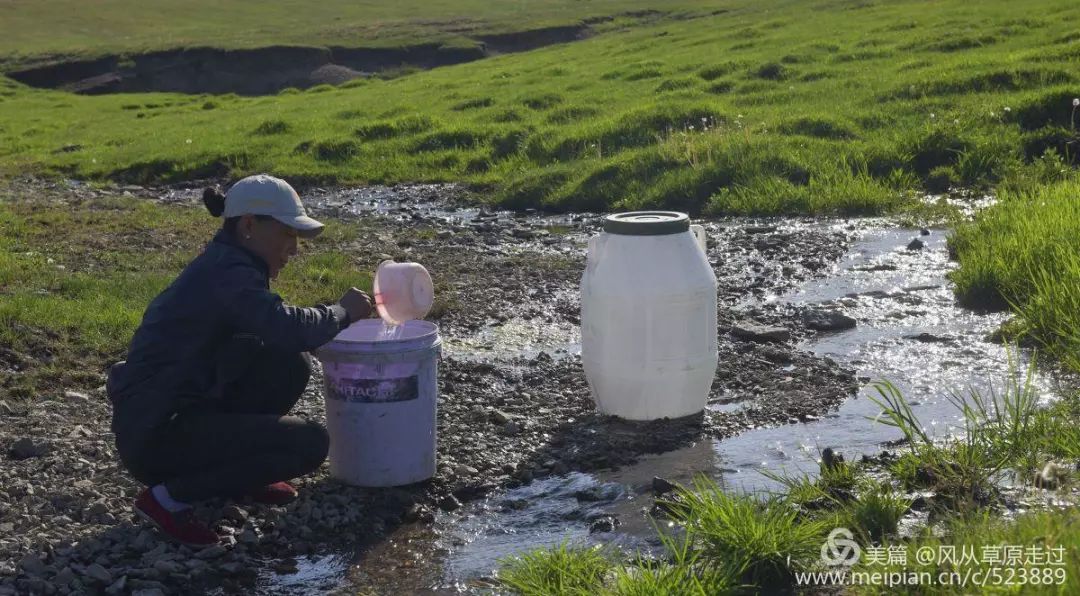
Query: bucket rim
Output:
[[329, 319, 440, 344]]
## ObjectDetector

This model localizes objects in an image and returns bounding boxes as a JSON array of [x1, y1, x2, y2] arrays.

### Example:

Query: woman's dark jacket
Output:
[[107, 230, 349, 448]]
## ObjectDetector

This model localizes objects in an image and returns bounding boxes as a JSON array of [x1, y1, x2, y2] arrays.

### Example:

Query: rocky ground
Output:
[[1, 179, 862, 594]]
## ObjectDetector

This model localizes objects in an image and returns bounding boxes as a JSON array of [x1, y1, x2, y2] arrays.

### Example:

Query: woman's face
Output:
[[238, 215, 298, 279]]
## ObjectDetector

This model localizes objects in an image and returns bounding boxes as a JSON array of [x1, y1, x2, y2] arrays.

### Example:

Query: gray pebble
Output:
[[194, 545, 227, 560], [84, 563, 112, 584]]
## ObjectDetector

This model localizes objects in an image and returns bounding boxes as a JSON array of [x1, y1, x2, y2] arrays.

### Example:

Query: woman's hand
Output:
[[339, 287, 373, 321]]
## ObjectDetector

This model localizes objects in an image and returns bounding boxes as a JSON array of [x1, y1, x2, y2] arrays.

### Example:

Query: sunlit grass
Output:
[[2, 0, 1079, 215], [950, 180, 1080, 366], [500, 373, 1080, 595], [0, 193, 371, 398]]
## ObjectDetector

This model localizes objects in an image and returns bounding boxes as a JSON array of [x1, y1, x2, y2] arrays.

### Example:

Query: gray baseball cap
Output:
[[224, 174, 325, 238]]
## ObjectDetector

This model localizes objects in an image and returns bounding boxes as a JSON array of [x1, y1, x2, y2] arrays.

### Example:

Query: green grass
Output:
[[0, 192, 371, 399], [847, 484, 913, 543], [2, 0, 1080, 215], [500, 374, 1080, 595], [0, 0, 705, 63], [852, 510, 1080, 595], [676, 478, 832, 590], [499, 543, 614, 596], [870, 372, 1047, 511], [499, 477, 827, 595], [499, 537, 739, 596], [951, 180, 1080, 369]]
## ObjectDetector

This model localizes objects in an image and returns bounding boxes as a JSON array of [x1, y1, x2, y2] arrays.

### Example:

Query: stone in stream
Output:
[[799, 496, 834, 512], [273, 559, 299, 575], [1035, 463, 1069, 490], [904, 332, 955, 344], [802, 310, 857, 332], [821, 447, 845, 472], [730, 321, 791, 343], [588, 515, 620, 534], [907, 238, 925, 251], [908, 494, 930, 511], [403, 503, 436, 524], [438, 494, 462, 512], [573, 485, 619, 503], [757, 345, 793, 364], [652, 476, 678, 496]]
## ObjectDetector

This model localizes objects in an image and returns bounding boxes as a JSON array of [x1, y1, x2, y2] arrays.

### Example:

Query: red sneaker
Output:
[[134, 488, 219, 548], [244, 481, 299, 506]]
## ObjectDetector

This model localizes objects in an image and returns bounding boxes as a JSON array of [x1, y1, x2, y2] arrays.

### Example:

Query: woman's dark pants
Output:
[[122, 349, 329, 503]]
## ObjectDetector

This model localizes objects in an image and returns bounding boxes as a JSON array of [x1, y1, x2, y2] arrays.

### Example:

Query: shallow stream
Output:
[[255, 193, 1055, 594], [408, 222, 1053, 593]]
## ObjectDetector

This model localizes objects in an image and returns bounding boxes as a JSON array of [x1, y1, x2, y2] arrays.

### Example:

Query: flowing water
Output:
[[377, 320, 405, 341], [429, 222, 1058, 590], [262, 209, 1060, 594]]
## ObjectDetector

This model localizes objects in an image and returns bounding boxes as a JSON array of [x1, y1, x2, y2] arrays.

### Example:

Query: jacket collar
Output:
[[211, 229, 271, 279]]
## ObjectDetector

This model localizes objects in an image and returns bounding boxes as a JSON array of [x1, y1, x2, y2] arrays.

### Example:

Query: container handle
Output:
[[586, 233, 607, 272], [690, 225, 707, 256]]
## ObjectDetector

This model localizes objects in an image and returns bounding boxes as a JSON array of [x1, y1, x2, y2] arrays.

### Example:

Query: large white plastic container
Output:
[[315, 319, 441, 487], [581, 211, 718, 420]]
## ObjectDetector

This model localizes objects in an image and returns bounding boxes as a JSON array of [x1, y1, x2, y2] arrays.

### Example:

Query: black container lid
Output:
[[602, 211, 690, 236]]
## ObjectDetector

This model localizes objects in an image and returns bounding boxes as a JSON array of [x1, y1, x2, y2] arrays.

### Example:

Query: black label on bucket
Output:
[[328, 375, 419, 403]]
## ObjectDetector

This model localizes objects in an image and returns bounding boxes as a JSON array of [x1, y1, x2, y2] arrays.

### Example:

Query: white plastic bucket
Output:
[[315, 319, 441, 487]]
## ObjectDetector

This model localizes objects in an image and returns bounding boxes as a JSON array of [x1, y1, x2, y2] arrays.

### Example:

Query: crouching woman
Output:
[[107, 174, 371, 547]]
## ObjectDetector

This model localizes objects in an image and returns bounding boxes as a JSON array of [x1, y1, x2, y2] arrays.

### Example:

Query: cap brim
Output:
[[272, 214, 325, 239]]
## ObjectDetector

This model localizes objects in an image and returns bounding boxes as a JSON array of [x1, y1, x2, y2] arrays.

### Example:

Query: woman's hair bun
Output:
[[202, 187, 226, 217]]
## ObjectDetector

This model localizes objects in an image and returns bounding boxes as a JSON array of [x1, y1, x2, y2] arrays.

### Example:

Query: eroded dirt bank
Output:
[[5, 10, 680, 96]]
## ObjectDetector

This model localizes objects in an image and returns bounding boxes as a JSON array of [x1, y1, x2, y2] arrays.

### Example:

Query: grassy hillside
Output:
[[1, 0, 1078, 215], [0, 0, 706, 63]]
